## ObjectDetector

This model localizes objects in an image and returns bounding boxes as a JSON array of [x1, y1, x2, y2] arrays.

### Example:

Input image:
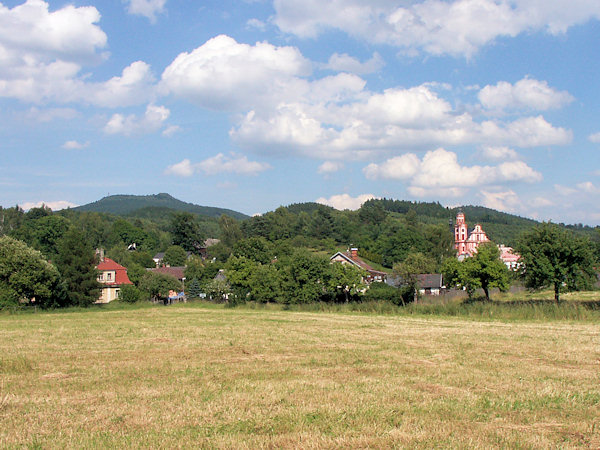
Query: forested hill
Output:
[[360, 199, 538, 244], [74, 193, 249, 221]]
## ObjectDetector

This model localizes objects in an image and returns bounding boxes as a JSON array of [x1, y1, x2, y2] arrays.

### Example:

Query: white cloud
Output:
[[21, 200, 78, 211], [125, 0, 166, 23], [61, 140, 89, 150], [247, 18, 267, 31], [318, 161, 344, 174], [161, 34, 311, 111], [554, 184, 577, 196], [316, 193, 377, 210], [481, 146, 519, 161], [576, 181, 600, 193], [588, 132, 600, 143], [479, 189, 522, 213], [104, 104, 170, 136], [324, 52, 384, 74], [197, 153, 272, 175], [165, 154, 272, 177], [272, 0, 600, 57], [164, 158, 195, 177], [162, 125, 181, 137], [479, 77, 574, 112], [364, 148, 541, 197], [87, 61, 156, 108]]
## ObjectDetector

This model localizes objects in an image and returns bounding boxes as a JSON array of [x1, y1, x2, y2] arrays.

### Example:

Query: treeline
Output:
[[2, 199, 600, 309]]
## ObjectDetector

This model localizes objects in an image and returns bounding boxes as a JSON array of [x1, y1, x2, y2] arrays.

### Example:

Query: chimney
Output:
[[350, 248, 358, 259]]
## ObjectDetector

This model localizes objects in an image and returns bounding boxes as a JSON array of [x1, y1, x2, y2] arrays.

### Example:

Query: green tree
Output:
[[139, 272, 181, 302], [233, 237, 274, 264], [515, 223, 596, 302], [393, 252, 438, 302], [280, 251, 329, 304], [162, 245, 187, 267], [186, 278, 203, 299], [442, 244, 510, 300], [470, 243, 511, 300], [327, 262, 366, 302], [118, 284, 142, 303], [218, 214, 243, 248], [249, 264, 283, 303], [54, 228, 101, 307], [11, 214, 71, 259], [171, 212, 203, 253], [0, 236, 63, 308]]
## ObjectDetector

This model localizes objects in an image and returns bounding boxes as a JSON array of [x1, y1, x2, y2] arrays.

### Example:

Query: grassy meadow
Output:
[[1, 302, 599, 448]]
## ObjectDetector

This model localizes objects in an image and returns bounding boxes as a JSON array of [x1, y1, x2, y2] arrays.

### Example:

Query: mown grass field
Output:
[[1, 302, 599, 448]]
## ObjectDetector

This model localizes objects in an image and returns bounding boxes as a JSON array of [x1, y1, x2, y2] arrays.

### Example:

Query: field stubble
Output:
[[0, 305, 598, 448]]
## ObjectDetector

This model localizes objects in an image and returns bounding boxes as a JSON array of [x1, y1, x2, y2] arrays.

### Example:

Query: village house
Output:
[[330, 248, 387, 283], [96, 255, 133, 303]]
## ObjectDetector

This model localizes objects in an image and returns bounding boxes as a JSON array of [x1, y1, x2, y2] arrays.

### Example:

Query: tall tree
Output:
[[163, 245, 188, 267], [515, 223, 596, 302], [171, 212, 203, 253], [55, 228, 101, 307]]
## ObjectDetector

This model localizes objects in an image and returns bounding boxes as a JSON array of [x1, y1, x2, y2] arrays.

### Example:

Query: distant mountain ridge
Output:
[[74, 193, 249, 220]]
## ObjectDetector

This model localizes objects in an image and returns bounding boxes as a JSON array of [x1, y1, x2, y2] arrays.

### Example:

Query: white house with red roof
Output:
[[96, 257, 133, 303]]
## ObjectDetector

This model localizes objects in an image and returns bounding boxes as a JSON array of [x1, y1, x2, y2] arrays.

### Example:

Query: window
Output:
[[107, 273, 112, 281]]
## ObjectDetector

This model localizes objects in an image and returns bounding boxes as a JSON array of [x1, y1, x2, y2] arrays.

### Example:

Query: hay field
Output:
[[1, 305, 598, 448]]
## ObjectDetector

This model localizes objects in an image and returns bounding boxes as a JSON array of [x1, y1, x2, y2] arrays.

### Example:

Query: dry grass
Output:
[[0, 305, 598, 448]]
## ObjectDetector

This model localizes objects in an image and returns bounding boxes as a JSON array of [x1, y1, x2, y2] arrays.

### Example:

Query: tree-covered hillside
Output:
[[74, 193, 249, 221]]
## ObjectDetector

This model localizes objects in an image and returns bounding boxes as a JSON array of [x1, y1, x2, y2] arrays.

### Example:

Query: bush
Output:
[[118, 284, 142, 303], [363, 282, 405, 305]]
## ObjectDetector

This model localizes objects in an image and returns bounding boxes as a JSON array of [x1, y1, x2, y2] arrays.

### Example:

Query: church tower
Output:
[[454, 211, 467, 255]]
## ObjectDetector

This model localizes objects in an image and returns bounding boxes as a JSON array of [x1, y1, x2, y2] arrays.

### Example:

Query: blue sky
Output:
[[1, 0, 600, 224]]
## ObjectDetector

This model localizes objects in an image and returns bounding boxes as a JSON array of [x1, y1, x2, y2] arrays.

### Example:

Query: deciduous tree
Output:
[[515, 223, 596, 302]]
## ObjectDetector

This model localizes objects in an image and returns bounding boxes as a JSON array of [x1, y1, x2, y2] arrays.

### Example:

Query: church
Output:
[[453, 211, 490, 257]]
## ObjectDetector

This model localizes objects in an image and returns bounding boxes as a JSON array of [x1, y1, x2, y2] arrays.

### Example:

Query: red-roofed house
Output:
[[330, 248, 387, 283], [96, 257, 133, 303]]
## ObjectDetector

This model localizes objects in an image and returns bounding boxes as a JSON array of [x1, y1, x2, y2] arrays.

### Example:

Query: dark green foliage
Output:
[[363, 282, 404, 305], [442, 243, 511, 300], [171, 212, 204, 253], [139, 272, 181, 301], [118, 284, 142, 303], [186, 278, 203, 299], [11, 214, 71, 259], [54, 228, 101, 307], [74, 193, 249, 220], [0, 206, 25, 236], [218, 215, 244, 248], [0, 236, 63, 308], [516, 223, 596, 301], [233, 237, 274, 264], [162, 245, 187, 267]]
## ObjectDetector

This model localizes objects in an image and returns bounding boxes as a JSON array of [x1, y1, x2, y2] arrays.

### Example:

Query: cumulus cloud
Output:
[[481, 146, 519, 161], [197, 153, 272, 175], [318, 161, 344, 174], [588, 132, 600, 143], [0, 3, 155, 107], [21, 200, 78, 211], [316, 193, 377, 210], [272, 0, 600, 57], [364, 148, 541, 197], [61, 140, 89, 150], [479, 77, 574, 112], [164, 158, 195, 177], [479, 189, 522, 213], [165, 154, 272, 177], [104, 104, 170, 136], [324, 52, 384, 74], [125, 0, 166, 22], [161, 34, 311, 110]]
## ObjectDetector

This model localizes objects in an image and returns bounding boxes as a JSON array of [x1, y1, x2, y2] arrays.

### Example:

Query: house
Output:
[[386, 273, 444, 296], [96, 257, 133, 303], [498, 245, 520, 270], [330, 248, 387, 283]]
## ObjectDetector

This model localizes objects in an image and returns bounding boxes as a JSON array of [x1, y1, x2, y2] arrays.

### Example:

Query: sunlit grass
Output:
[[0, 304, 598, 448]]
